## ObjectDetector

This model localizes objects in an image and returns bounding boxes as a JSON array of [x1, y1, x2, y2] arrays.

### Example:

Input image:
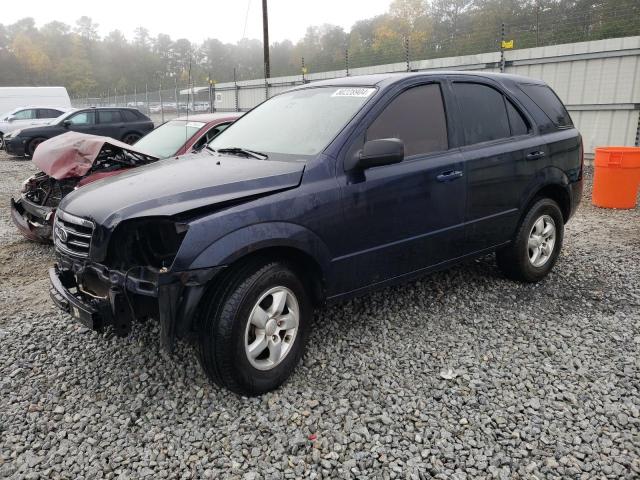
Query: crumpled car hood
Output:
[[58, 151, 305, 229], [33, 132, 158, 179]]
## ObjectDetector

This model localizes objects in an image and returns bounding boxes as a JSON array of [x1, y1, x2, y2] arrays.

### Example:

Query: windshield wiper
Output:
[[215, 147, 268, 160]]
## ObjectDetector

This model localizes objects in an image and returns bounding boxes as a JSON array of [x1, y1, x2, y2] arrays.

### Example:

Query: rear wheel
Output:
[[198, 260, 311, 396], [27, 137, 46, 157], [496, 198, 564, 282], [122, 132, 141, 144]]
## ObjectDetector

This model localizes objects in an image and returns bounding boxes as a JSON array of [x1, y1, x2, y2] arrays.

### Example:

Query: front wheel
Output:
[[496, 198, 564, 282], [198, 260, 311, 396], [27, 137, 46, 157]]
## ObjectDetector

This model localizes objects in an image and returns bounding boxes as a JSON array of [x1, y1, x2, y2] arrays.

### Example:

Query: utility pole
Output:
[[262, 0, 270, 79]]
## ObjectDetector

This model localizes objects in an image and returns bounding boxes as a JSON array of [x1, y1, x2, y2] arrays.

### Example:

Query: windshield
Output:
[[208, 86, 376, 157], [134, 120, 205, 158], [1, 108, 19, 120]]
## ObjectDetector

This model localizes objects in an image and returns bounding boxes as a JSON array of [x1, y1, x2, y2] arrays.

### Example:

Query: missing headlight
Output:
[[107, 218, 188, 270]]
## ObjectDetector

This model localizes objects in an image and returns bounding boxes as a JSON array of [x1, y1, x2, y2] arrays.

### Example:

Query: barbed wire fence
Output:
[[71, 7, 640, 124]]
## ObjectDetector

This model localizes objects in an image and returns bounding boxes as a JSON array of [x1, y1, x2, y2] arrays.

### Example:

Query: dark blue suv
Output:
[[49, 72, 583, 395]]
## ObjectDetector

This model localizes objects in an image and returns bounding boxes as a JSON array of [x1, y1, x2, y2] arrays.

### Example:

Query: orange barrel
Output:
[[592, 146, 640, 209]]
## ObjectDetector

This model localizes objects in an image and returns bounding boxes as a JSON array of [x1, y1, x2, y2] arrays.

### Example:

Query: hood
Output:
[[33, 132, 158, 179], [59, 152, 305, 228]]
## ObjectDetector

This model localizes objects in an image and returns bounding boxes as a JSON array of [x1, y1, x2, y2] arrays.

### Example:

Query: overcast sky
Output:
[[5, 0, 393, 44]]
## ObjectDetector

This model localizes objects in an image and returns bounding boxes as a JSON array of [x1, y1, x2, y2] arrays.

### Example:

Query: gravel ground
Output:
[[0, 149, 638, 480]]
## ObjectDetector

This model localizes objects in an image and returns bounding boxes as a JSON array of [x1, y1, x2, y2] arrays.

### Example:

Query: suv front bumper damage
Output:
[[49, 257, 223, 351], [10, 196, 55, 242]]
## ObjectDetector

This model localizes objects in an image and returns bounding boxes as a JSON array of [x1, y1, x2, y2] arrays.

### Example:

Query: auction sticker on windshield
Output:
[[331, 88, 376, 98]]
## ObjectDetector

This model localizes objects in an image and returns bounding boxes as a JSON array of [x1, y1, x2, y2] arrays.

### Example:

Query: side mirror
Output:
[[352, 138, 404, 170], [62, 119, 72, 128], [7, 115, 16, 122]]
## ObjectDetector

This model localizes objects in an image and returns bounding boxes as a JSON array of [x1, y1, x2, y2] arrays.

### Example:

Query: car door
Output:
[[450, 79, 541, 253], [66, 110, 97, 135], [97, 110, 124, 138], [333, 81, 466, 293], [9, 108, 39, 131]]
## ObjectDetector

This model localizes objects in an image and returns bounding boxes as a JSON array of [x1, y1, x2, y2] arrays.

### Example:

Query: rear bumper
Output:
[[10, 197, 54, 242], [50, 255, 223, 350]]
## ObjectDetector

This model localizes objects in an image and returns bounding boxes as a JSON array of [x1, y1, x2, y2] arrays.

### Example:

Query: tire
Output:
[[122, 132, 141, 144], [198, 260, 311, 396], [496, 198, 564, 282], [27, 137, 46, 157]]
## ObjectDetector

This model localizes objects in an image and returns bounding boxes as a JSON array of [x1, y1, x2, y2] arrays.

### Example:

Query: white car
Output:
[[0, 107, 69, 146]]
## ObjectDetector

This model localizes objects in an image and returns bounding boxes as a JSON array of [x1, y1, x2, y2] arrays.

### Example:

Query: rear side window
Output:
[[366, 84, 448, 157], [98, 110, 122, 123], [520, 84, 572, 127], [37, 109, 62, 119], [506, 101, 529, 136], [121, 110, 140, 122], [453, 83, 510, 144]]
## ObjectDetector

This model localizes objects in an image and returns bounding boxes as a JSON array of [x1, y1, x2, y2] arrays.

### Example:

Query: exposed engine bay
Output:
[[11, 132, 159, 242]]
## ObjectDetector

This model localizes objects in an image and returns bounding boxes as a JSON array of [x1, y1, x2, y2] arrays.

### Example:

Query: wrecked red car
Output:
[[10, 113, 241, 241]]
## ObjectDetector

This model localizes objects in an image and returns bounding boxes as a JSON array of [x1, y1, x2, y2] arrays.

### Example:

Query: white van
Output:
[[0, 87, 71, 142], [0, 87, 70, 112]]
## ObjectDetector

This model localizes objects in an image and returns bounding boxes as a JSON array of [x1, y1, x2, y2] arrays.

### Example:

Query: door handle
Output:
[[436, 170, 464, 182], [526, 151, 545, 160]]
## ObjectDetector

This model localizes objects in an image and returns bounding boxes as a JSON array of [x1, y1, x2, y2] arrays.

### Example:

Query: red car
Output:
[[10, 112, 242, 242]]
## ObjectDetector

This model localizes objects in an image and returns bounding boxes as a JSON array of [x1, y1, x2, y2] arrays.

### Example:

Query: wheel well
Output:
[[224, 247, 326, 306], [531, 184, 571, 221]]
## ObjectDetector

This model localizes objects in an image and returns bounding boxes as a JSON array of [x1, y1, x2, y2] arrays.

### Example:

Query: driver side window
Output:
[[69, 111, 95, 125], [367, 84, 448, 157]]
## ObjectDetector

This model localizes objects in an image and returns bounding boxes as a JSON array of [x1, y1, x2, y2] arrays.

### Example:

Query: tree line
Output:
[[0, 0, 637, 96]]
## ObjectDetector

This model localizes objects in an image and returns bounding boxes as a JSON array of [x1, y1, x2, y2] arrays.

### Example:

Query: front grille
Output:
[[54, 210, 94, 258]]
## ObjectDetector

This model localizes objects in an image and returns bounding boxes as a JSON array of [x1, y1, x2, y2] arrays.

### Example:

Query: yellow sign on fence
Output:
[[501, 40, 514, 49]]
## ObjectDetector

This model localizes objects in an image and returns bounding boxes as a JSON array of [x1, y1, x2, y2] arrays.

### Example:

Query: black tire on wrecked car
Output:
[[27, 137, 46, 157], [197, 259, 311, 396]]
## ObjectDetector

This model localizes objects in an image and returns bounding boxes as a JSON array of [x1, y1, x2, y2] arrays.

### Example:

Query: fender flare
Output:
[[519, 165, 571, 218], [185, 222, 333, 276]]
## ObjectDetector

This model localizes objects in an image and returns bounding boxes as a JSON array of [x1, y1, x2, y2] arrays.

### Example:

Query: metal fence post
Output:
[[159, 81, 164, 124], [301, 57, 306, 83], [212, 82, 216, 113], [234, 68, 239, 112], [145, 84, 149, 115], [174, 77, 179, 116], [114, 88, 118, 107], [345, 48, 349, 77], [500, 23, 506, 73], [264, 62, 269, 101], [404, 37, 410, 72], [208, 80, 213, 113]]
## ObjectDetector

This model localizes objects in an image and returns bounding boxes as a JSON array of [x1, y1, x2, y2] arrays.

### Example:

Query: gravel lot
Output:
[[0, 150, 638, 479]]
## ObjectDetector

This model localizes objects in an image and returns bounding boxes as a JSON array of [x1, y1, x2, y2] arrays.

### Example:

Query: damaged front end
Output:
[[11, 173, 76, 242], [11, 132, 159, 242], [49, 212, 222, 351]]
